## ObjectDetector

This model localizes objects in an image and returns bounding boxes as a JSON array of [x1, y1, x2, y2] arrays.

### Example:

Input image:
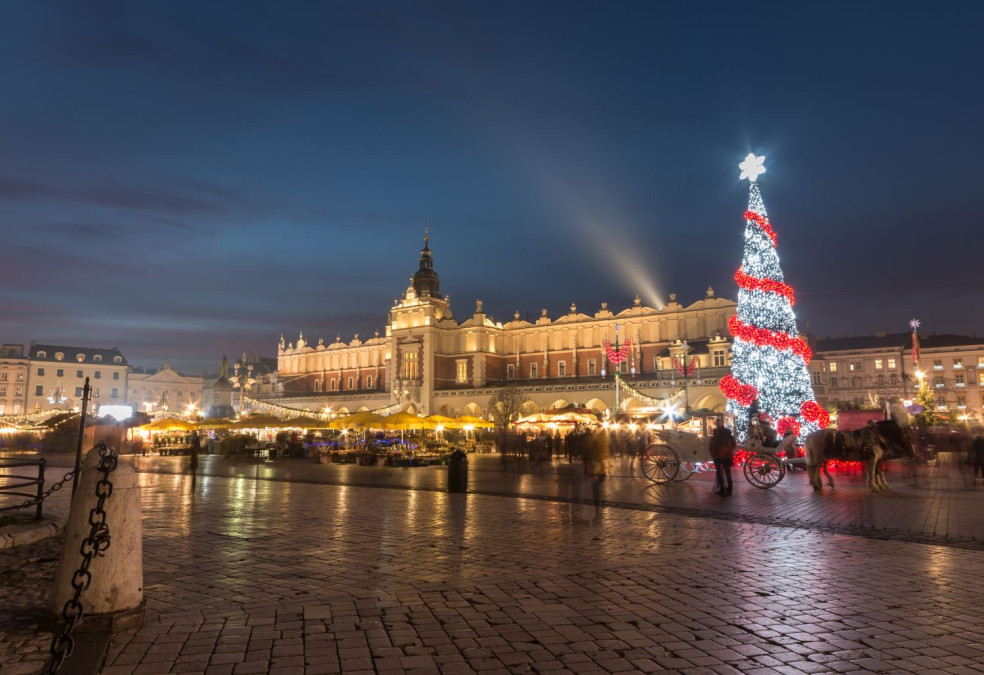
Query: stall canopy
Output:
[[380, 411, 437, 430], [453, 415, 494, 429], [228, 414, 284, 430], [141, 417, 197, 432], [328, 411, 386, 429], [425, 414, 461, 429], [285, 415, 330, 428]]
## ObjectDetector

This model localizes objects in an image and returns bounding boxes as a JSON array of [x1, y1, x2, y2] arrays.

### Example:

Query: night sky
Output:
[[2, 2, 981, 375]]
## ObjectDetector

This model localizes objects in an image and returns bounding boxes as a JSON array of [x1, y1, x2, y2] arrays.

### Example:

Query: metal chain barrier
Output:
[[43, 442, 118, 674], [16, 469, 75, 510]]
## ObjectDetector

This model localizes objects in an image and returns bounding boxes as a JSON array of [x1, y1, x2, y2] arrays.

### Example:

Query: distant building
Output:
[[266, 235, 738, 418], [0, 344, 29, 415], [810, 332, 984, 422], [127, 360, 205, 416], [26, 343, 129, 413]]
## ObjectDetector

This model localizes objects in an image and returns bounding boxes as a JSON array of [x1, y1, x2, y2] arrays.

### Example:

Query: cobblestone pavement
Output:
[[3, 453, 984, 674]]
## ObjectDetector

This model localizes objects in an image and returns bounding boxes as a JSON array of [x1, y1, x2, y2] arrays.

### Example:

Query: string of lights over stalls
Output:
[[721, 154, 830, 443]]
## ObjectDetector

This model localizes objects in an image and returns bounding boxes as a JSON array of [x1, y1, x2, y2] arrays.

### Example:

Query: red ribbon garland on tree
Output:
[[744, 210, 777, 247], [800, 400, 831, 428], [728, 315, 813, 364], [720, 374, 758, 407], [734, 268, 795, 306], [602, 337, 631, 364]]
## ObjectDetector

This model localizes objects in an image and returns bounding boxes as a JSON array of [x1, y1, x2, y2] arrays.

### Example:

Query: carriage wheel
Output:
[[743, 453, 785, 489], [674, 461, 696, 481], [641, 444, 679, 484]]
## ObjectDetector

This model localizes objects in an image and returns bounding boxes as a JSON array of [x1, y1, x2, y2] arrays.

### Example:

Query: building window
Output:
[[978, 356, 984, 369], [94, 355, 102, 363], [330, 378, 336, 390], [402, 351, 418, 380], [0, 385, 5, 396], [849, 361, 862, 372], [507, 364, 515, 380], [94, 371, 101, 379], [558, 361, 566, 377], [16, 372, 23, 381], [35, 385, 43, 396], [37, 367, 45, 376], [829, 362, 838, 373], [0, 404, 4, 415], [113, 372, 120, 380], [588, 360, 596, 376], [37, 351, 47, 358], [77, 354, 85, 362], [957, 395, 966, 408], [618, 361, 627, 373], [956, 374, 966, 387], [76, 370, 83, 378], [934, 376, 945, 388], [55, 352, 63, 361], [456, 360, 468, 383], [12, 403, 20, 414], [0, 372, 6, 382], [113, 356, 122, 363], [713, 352, 726, 367], [75, 387, 83, 397], [14, 386, 22, 397], [811, 371, 821, 385], [830, 377, 838, 387], [56, 369, 64, 377], [876, 374, 885, 385], [366, 376, 373, 389], [92, 387, 99, 397], [851, 376, 861, 387], [530, 363, 538, 378], [934, 359, 943, 370], [954, 359, 964, 370], [111, 388, 119, 398], [314, 379, 322, 392], [874, 359, 883, 370], [890, 373, 898, 384], [887, 358, 896, 369]]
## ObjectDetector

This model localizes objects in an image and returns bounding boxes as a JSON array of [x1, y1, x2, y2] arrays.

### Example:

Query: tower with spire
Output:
[[411, 228, 442, 299]]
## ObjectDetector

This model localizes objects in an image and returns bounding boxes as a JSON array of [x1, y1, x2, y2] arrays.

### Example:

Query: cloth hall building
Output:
[[270, 236, 738, 420]]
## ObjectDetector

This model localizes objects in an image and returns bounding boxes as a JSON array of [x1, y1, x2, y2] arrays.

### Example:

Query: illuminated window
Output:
[[978, 356, 984, 368], [829, 362, 838, 373], [113, 356, 122, 363], [558, 361, 566, 377], [849, 361, 862, 372], [934, 359, 943, 370], [16, 373, 23, 381], [887, 358, 896, 369], [456, 360, 468, 383], [402, 350, 418, 380], [0, 404, 4, 415], [954, 359, 964, 369], [956, 374, 965, 387], [507, 364, 515, 380], [934, 376, 945, 388], [12, 403, 19, 414], [55, 353, 63, 361], [874, 359, 883, 370], [957, 395, 966, 408], [76, 354, 85, 362]]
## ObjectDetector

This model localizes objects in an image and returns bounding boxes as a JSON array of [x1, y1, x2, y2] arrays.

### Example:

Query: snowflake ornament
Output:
[[909, 318, 921, 331], [739, 153, 766, 182]]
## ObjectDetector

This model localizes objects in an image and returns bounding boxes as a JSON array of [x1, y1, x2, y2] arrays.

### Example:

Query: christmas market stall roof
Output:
[[379, 411, 437, 431], [452, 415, 494, 429], [425, 414, 462, 429], [328, 411, 387, 430], [140, 417, 196, 432]]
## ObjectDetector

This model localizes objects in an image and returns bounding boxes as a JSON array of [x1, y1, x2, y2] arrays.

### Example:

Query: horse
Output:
[[804, 419, 916, 492]]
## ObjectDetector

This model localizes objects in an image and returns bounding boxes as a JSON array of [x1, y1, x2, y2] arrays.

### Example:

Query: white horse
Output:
[[804, 420, 915, 493]]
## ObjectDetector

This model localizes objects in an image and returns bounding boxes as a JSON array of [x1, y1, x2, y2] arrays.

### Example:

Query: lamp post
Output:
[[233, 353, 254, 417], [681, 341, 691, 416]]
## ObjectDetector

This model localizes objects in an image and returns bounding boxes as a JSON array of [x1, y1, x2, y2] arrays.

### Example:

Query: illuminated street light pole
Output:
[[233, 353, 254, 417]]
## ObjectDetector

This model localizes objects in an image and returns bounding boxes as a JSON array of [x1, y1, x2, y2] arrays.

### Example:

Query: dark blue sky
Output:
[[2, 1, 981, 374]]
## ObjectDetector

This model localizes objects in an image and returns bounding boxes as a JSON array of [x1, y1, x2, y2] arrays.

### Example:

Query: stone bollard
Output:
[[447, 449, 468, 493], [50, 446, 145, 631]]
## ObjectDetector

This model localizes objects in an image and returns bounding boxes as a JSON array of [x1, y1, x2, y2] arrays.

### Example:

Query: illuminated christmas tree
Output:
[[721, 154, 829, 442]]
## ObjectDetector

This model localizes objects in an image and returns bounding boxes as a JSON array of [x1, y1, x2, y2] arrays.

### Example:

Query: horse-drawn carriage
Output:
[[640, 407, 917, 492]]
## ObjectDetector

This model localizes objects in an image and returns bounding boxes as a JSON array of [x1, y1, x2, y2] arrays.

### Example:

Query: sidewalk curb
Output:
[[0, 516, 64, 549]]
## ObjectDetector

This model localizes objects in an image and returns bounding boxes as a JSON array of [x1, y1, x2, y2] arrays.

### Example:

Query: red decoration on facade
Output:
[[744, 210, 777, 247], [776, 416, 801, 437], [800, 400, 831, 428], [734, 268, 795, 306], [728, 315, 813, 364], [603, 337, 631, 364], [672, 356, 698, 376], [720, 374, 758, 407]]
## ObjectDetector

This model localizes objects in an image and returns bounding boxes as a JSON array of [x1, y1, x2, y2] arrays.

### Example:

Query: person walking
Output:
[[709, 419, 736, 496], [190, 430, 201, 473], [970, 428, 984, 486], [584, 427, 610, 520]]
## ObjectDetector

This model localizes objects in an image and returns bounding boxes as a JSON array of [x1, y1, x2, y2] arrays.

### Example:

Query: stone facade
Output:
[[270, 236, 737, 418], [25, 343, 129, 413], [0, 344, 29, 416], [127, 360, 205, 415]]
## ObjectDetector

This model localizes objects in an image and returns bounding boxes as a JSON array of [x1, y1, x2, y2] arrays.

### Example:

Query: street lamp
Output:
[[233, 353, 254, 417]]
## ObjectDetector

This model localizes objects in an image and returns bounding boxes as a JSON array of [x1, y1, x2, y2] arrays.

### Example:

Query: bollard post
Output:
[[447, 449, 468, 493], [51, 446, 145, 632]]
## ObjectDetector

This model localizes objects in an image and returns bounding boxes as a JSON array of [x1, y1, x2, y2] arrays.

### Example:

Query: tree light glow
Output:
[[738, 153, 767, 182]]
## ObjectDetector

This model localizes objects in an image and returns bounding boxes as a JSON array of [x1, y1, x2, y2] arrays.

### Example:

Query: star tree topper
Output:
[[739, 153, 766, 182], [909, 318, 921, 331]]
